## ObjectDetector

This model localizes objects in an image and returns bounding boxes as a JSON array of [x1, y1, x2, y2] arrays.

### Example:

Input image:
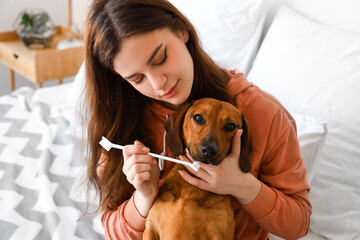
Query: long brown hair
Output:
[[84, 0, 230, 214]]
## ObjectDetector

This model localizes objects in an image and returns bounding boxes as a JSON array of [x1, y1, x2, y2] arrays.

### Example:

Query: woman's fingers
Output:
[[178, 130, 245, 195], [126, 162, 153, 182], [122, 141, 155, 173], [121, 140, 160, 191], [178, 169, 210, 191], [178, 154, 212, 191], [123, 152, 154, 173], [227, 129, 243, 159], [123, 141, 149, 160], [132, 172, 152, 189], [183, 149, 213, 177]]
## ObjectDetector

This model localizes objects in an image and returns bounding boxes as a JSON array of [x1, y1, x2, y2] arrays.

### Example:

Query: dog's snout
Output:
[[200, 142, 219, 160]]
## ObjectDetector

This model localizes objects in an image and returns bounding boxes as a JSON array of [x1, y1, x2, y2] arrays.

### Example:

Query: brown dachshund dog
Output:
[[143, 98, 252, 240]]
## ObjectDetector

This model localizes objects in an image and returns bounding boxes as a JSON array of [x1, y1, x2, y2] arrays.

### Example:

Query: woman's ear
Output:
[[164, 102, 192, 156], [181, 29, 189, 43], [176, 29, 189, 43], [175, 18, 189, 43]]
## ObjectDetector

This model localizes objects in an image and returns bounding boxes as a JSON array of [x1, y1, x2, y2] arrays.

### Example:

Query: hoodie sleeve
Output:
[[228, 73, 311, 239], [97, 153, 146, 240], [237, 89, 312, 239], [241, 121, 312, 239], [101, 193, 146, 240]]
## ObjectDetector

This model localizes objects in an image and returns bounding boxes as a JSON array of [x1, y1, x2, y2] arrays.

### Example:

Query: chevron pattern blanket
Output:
[[0, 85, 104, 240]]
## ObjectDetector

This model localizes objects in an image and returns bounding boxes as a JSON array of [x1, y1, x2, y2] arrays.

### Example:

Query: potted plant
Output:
[[13, 9, 57, 49]]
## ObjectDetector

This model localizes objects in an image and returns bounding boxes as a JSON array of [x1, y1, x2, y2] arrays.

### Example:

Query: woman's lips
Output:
[[162, 81, 179, 98]]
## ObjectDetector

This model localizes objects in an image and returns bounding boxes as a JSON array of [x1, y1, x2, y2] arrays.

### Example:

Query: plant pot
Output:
[[13, 9, 57, 49]]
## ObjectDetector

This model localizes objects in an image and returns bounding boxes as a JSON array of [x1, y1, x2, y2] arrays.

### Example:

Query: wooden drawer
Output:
[[34, 44, 83, 82], [0, 39, 36, 81]]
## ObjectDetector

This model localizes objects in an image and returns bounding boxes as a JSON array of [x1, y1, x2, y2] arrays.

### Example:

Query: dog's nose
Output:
[[200, 142, 219, 160]]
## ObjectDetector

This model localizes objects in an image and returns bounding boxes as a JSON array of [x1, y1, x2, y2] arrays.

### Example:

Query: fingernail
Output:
[[178, 170, 184, 176], [143, 147, 150, 152]]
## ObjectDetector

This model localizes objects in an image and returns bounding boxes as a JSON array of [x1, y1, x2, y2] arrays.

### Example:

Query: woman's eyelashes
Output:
[[134, 75, 145, 85], [154, 47, 167, 65], [134, 47, 168, 85]]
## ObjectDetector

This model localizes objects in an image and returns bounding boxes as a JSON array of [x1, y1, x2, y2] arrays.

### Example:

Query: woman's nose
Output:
[[148, 72, 167, 90]]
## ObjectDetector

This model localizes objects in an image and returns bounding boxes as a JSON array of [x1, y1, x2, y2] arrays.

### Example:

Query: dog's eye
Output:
[[223, 123, 237, 132], [193, 114, 205, 125]]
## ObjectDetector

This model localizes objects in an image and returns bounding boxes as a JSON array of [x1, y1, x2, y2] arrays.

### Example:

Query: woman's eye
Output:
[[193, 114, 205, 125], [223, 123, 237, 132], [154, 47, 167, 65], [134, 75, 145, 85]]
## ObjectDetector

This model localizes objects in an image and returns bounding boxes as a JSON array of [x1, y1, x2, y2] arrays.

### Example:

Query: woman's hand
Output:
[[179, 130, 261, 205], [122, 140, 160, 217]]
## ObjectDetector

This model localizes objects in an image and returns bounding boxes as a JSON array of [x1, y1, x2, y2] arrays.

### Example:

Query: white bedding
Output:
[[0, 83, 104, 240], [248, 6, 360, 239]]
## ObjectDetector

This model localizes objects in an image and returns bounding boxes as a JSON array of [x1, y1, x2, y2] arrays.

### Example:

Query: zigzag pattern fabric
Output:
[[0, 86, 104, 240]]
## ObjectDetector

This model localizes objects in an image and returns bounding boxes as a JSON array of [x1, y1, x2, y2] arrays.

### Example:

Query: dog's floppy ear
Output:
[[239, 114, 252, 173], [165, 102, 192, 156]]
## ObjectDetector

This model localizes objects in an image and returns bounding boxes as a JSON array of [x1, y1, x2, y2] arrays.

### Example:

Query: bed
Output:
[[1, 0, 359, 239], [0, 80, 104, 240]]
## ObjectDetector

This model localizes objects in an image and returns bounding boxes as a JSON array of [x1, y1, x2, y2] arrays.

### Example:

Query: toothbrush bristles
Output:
[[99, 137, 112, 151], [191, 162, 200, 172]]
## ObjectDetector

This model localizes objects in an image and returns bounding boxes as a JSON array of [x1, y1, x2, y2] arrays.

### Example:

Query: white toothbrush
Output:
[[99, 136, 200, 172]]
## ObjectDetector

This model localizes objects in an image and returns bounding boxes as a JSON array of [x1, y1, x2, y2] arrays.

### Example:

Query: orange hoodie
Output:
[[100, 72, 311, 240]]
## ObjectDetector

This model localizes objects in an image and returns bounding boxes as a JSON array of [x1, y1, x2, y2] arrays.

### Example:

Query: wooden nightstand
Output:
[[0, 26, 83, 91]]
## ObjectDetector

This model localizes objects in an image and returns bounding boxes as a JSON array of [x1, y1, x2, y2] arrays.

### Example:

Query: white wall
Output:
[[0, 0, 89, 96]]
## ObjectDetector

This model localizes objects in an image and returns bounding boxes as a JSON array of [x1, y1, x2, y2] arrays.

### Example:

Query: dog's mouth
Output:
[[187, 145, 223, 165]]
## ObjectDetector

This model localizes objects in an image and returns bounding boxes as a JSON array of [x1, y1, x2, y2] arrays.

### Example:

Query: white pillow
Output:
[[248, 7, 360, 239], [67, 61, 85, 110], [67, 62, 86, 138], [291, 113, 327, 184], [169, 0, 266, 74], [292, 0, 360, 35]]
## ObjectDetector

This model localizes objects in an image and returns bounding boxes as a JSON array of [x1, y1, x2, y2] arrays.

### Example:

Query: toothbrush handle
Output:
[[112, 143, 125, 150], [111, 143, 195, 169], [148, 152, 191, 167]]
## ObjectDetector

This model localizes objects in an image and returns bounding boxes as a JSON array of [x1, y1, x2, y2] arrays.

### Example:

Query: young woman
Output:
[[84, 0, 311, 239]]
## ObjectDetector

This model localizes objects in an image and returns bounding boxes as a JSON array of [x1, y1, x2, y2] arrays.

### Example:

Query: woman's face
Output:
[[113, 28, 194, 110]]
